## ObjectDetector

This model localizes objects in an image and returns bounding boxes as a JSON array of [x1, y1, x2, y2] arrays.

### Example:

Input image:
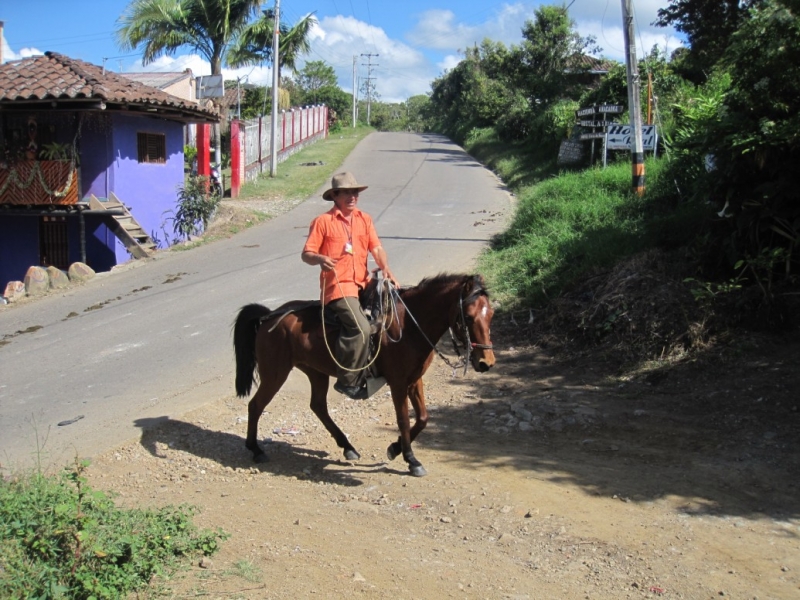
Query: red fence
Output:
[[229, 105, 328, 198]]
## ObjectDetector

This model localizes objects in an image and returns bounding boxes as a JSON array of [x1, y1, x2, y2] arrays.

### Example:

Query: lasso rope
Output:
[[320, 270, 398, 373]]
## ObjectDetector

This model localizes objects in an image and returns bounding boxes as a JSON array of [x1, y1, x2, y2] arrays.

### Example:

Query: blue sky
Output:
[[1, 1, 682, 103]]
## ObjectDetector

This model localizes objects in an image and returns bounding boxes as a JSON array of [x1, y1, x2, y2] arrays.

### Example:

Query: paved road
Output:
[[0, 132, 512, 470]]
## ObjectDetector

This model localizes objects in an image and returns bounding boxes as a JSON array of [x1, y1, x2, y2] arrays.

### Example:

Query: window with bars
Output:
[[137, 132, 166, 164], [39, 215, 69, 269]]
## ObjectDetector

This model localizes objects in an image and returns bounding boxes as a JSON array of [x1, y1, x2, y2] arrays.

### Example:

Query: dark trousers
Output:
[[327, 296, 370, 387]]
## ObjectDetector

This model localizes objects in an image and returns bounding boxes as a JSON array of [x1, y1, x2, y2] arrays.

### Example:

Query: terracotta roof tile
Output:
[[0, 52, 218, 122]]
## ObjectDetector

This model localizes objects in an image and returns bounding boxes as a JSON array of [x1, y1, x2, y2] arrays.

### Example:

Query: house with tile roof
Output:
[[0, 52, 219, 291]]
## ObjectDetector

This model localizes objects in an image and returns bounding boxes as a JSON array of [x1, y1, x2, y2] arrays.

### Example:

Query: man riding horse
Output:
[[301, 172, 398, 400]]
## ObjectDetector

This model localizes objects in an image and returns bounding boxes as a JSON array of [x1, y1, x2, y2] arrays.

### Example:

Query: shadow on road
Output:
[[132, 416, 408, 488], [415, 325, 800, 522]]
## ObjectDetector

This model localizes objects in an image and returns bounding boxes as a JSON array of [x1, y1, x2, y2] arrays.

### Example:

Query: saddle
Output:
[[261, 273, 393, 397]]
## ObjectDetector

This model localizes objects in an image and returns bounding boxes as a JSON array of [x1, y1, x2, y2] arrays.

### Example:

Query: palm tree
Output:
[[117, 0, 257, 76], [117, 0, 317, 161], [116, 0, 316, 78], [227, 9, 317, 73]]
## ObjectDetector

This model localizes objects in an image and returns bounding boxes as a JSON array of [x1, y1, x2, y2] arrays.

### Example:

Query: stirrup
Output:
[[365, 374, 387, 397]]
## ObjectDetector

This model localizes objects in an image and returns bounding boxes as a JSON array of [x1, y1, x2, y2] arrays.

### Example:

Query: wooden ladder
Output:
[[88, 192, 157, 259]]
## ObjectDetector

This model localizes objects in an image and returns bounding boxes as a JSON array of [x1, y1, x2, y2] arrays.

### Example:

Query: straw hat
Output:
[[322, 172, 369, 200]]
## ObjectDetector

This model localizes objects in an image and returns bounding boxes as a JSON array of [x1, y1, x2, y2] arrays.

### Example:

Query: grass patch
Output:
[[0, 459, 227, 599], [236, 125, 374, 202], [225, 559, 263, 583], [478, 157, 709, 309], [464, 127, 559, 189]]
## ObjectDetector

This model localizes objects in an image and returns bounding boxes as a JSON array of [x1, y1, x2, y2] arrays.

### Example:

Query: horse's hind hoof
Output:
[[253, 453, 270, 464], [344, 449, 361, 461], [409, 464, 427, 477]]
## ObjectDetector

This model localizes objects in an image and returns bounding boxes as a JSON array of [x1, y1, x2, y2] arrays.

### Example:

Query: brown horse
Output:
[[233, 273, 495, 477]]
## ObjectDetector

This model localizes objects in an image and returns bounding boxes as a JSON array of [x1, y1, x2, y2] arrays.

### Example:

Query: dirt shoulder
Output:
[[85, 303, 800, 598]]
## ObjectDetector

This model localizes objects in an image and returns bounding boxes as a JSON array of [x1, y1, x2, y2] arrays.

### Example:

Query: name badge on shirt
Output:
[[344, 242, 353, 255]]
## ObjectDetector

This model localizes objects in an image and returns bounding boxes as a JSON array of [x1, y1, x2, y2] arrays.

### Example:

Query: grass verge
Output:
[[235, 125, 374, 202], [474, 150, 710, 310]]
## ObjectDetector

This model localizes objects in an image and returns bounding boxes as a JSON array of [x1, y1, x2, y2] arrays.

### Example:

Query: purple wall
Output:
[[0, 217, 40, 290], [109, 113, 185, 262]]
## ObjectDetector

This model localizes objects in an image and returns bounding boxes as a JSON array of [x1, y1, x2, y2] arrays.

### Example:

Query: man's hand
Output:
[[301, 251, 337, 272], [319, 256, 337, 272]]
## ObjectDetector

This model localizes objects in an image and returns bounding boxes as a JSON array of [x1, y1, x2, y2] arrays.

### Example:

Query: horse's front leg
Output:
[[387, 381, 427, 477], [300, 367, 360, 461]]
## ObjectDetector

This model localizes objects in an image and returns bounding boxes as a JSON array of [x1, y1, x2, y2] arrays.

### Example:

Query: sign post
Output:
[[575, 104, 623, 165]]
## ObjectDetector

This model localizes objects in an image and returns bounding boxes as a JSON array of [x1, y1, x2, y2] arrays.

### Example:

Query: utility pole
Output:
[[352, 55, 357, 128], [621, 0, 645, 195], [269, 0, 280, 177], [361, 53, 378, 126]]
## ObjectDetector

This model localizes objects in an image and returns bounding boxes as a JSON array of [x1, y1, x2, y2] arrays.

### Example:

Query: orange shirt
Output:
[[303, 206, 381, 304]]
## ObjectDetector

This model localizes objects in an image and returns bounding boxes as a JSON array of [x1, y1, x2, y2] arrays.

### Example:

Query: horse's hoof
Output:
[[344, 449, 361, 461], [387, 443, 400, 461], [409, 464, 427, 477], [253, 453, 270, 464]]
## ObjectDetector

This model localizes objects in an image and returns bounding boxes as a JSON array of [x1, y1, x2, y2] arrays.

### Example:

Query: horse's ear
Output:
[[462, 275, 475, 296]]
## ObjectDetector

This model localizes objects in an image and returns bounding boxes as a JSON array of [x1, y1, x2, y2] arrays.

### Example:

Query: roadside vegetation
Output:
[[234, 124, 374, 203], [0, 458, 226, 599], [414, 0, 799, 358]]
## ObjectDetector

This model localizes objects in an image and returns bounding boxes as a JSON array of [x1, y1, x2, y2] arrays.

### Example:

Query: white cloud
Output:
[[1, 37, 44, 63], [299, 15, 431, 103], [408, 4, 531, 52], [438, 54, 462, 72]]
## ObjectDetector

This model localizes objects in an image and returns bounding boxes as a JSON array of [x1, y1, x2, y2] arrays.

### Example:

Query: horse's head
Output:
[[453, 275, 496, 373]]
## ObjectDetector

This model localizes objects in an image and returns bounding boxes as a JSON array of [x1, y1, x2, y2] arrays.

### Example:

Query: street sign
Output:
[[606, 125, 657, 150], [579, 120, 612, 128], [576, 104, 625, 117], [579, 132, 606, 140]]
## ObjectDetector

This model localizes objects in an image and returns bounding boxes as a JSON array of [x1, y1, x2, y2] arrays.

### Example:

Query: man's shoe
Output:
[[333, 381, 368, 400]]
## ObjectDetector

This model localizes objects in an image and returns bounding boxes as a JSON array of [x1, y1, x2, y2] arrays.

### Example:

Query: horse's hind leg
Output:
[[246, 366, 290, 463], [301, 367, 360, 461]]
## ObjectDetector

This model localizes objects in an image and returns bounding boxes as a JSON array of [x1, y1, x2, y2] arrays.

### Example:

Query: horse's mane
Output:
[[405, 273, 488, 298]]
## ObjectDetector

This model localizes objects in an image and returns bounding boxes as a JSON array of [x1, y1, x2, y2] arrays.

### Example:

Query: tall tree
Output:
[[293, 60, 338, 103], [227, 9, 317, 73], [511, 5, 600, 106], [654, 0, 765, 82], [116, 0, 260, 76]]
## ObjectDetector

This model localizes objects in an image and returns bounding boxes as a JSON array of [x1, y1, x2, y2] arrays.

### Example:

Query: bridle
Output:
[[449, 291, 494, 374], [392, 282, 493, 376]]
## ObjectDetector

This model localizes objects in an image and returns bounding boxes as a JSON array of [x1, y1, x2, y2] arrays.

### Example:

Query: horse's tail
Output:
[[233, 303, 272, 398]]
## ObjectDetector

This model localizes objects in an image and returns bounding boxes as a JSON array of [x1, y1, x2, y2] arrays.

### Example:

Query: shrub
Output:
[[171, 175, 221, 240], [0, 460, 226, 599]]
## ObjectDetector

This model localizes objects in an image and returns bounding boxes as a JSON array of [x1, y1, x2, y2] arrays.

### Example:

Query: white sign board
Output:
[[606, 125, 657, 150], [196, 74, 224, 99]]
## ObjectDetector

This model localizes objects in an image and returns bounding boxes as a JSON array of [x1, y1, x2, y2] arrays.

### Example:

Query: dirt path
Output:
[[85, 320, 800, 599]]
